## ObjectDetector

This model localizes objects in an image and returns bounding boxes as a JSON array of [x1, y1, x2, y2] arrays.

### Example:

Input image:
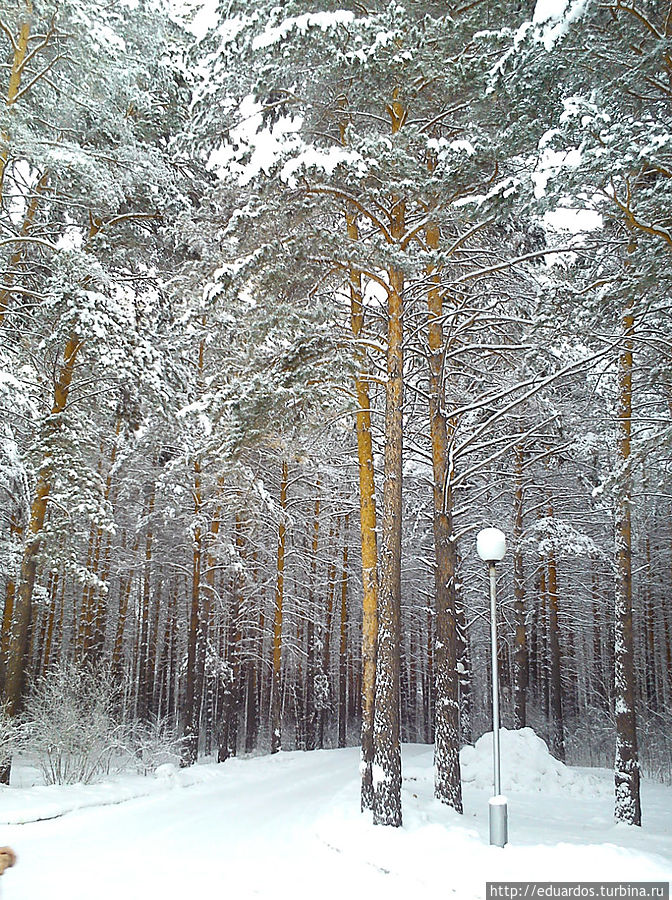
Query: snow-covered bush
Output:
[[0, 705, 22, 770], [21, 663, 129, 785], [20, 664, 186, 785], [127, 717, 184, 776], [564, 707, 614, 769], [639, 713, 672, 786]]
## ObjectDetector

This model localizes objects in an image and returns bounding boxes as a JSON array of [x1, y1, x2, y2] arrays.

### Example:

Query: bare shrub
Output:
[[21, 663, 128, 785], [127, 717, 184, 775], [0, 706, 22, 771]]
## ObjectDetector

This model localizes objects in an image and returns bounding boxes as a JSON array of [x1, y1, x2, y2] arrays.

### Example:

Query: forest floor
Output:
[[0, 729, 670, 899]]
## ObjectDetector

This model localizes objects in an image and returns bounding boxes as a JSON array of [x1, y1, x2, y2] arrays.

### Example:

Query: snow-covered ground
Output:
[[0, 729, 670, 899]]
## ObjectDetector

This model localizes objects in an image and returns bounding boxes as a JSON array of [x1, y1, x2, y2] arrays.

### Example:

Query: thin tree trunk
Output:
[[425, 606, 435, 743], [136, 489, 155, 720], [182, 458, 204, 765], [41, 568, 60, 676], [614, 296, 641, 825], [271, 460, 288, 754], [112, 534, 139, 681], [0, 169, 49, 323], [0, 2, 32, 216], [305, 485, 321, 752], [0, 516, 22, 694], [512, 447, 528, 729], [338, 516, 350, 748], [539, 567, 550, 721], [545, 508, 565, 762], [455, 580, 471, 745], [591, 566, 608, 709], [219, 516, 243, 761], [318, 522, 338, 749]]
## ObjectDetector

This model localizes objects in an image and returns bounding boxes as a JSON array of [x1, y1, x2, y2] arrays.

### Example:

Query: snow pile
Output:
[[460, 727, 609, 797]]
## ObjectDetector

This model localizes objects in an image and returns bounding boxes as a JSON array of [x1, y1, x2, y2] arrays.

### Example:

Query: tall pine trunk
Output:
[[614, 296, 641, 825], [2, 335, 82, 733], [271, 460, 288, 754], [426, 217, 462, 812], [305, 486, 321, 751], [512, 447, 528, 729], [338, 516, 350, 748], [346, 209, 380, 809], [545, 511, 565, 762], [372, 91, 405, 828], [0, 2, 32, 218]]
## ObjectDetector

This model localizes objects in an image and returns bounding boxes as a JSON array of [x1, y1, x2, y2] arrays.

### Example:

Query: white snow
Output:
[[533, 0, 571, 24], [252, 11, 355, 51], [279, 145, 367, 188], [1, 732, 670, 899], [543, 207, 602, 233], [460, 728, 609, 797], [533, 0, 589, 50]]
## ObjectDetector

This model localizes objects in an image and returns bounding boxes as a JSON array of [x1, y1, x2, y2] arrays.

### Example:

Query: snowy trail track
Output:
[[2, 750, 366, 900], [2, 744, 671, 900]]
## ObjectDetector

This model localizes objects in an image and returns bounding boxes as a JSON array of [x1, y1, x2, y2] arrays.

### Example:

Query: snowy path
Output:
[[2, 750, 371, 899], [1, 742, 671, 900]]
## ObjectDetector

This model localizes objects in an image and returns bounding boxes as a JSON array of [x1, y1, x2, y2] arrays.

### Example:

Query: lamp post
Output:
[[476, 527, 508, 848]]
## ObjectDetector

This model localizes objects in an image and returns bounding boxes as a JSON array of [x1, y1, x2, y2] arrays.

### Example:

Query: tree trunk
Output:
[[219, 516, 243, 762], [181, 458, 204, 766], [305, 485, 321, 752], [318, 522, 338, 749], [271, 460, 288, 754], [136, 489, 155, 720], [455, 582, 471, 745], [545, 511, 565, 762], [2, 334, 82, 728], [111, 533, 139, 682], [614, 297, 641, 825], [512, 447, 528, 729], [0, 3, 32, 216], [338, 516, 350, 748], [372, 91, 405, 828], [346, 209, 380, 809], [426, 215, 462, 811], [0, 516, 22, 695]]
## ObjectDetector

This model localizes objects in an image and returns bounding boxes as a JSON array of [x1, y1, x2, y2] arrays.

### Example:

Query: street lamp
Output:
[[476, 527, 508, 848]]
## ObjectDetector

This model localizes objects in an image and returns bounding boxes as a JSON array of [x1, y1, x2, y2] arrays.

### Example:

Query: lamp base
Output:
[[489, 795, 508, 847]]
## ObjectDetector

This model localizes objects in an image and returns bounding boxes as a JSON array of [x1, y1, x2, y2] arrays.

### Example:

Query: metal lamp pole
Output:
[[477, 527, 508, 848]]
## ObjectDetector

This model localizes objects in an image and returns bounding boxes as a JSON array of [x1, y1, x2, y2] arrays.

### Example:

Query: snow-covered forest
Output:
[[1, 0, 672, 885]]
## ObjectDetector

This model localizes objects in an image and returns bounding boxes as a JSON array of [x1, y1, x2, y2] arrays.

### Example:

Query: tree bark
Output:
[[181, 458, 204, 765], [372, 91, 405, 828], [2, 334, 83, 727], [0, 2, 32, 215], [545, 508, 565, 762], [512, 447, 528, 729], [271, 460, 288, 754], [426, 216, 462, 812], [346, 209, 380, 809], [305, 485, 321, 751], [614, 297, 641, 825], [338, 516, 350, 748]]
